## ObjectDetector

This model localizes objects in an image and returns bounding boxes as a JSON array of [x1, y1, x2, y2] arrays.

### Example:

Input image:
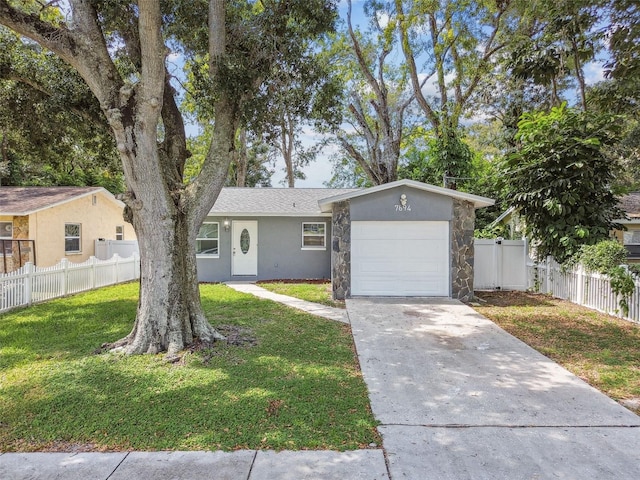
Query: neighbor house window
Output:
[[0, 221, 12, 256], [623, 229, 640, 245], [116, 225, 124, 240], [196, 222, 219, 257], [302, 222, 326, 250], [65, 223, 82, 253]]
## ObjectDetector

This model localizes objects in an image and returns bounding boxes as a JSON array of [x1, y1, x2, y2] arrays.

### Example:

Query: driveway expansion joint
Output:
[[105, 451, 130, 480], [246, 450, 258, 480], [380, 423, 640, 429]]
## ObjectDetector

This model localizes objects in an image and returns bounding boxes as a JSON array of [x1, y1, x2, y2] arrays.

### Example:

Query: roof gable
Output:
[[318, 179, 494, 212], [0, 187, 120, 216]]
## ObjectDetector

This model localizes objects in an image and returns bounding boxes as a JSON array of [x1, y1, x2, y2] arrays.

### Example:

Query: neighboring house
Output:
[[197, 179, 494, 300], [0, 186, 136, 273], [490, 193, 640, 262], [614, 192, 640, 262]]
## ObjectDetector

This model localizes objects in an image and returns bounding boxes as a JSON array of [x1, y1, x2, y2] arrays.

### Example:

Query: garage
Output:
[[319, 179, 494, 301], [351, 221, 450, 296]]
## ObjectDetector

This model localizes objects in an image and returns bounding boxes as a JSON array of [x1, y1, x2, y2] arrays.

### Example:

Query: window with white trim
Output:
[[196, 222, 219, 257], [302, 222, 326, 250], [65, 223, 82, 253], [624, 229, 640, 245], [1, 221, 12, 256], [116, 225, 124, 240]]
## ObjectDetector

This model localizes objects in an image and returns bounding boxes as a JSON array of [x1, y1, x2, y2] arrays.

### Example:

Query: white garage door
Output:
[[351, 221, 450, 296]]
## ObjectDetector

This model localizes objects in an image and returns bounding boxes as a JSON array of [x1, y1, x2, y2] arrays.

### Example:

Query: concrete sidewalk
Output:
[[347, 297, 640, 479], [0, 450, 389, 480]]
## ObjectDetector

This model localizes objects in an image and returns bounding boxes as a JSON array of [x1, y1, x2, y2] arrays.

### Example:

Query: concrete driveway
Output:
[[347, 297, 640, 479]]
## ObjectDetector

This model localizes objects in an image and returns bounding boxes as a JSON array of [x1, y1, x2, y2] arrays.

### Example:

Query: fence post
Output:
[[61, 259, 69, 295], [90, 256, 96, 289], [576, 264, 584, 305], [134, 252, 140, 279], [114, 254, 120, 284], [23, 262, 33, 306], [495, 237, 503, 290], [546, 255, 553, 295]]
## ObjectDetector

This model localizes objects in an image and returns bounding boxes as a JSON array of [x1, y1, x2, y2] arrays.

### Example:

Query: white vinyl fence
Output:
[[0, 254, 140, 313], [474, 238, 528, 290], [528, 258, 640, 324]]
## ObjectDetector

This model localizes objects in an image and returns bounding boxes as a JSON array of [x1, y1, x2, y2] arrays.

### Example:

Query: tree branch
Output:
[[395, 0, 440, 131]]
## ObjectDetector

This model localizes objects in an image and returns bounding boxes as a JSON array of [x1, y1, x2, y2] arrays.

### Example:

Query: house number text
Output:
[[395, 193, 411, 212]]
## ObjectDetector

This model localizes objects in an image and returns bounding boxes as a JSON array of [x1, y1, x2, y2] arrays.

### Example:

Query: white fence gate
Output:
[[474, 238, 528, 291], [0, 254, 140, 313]]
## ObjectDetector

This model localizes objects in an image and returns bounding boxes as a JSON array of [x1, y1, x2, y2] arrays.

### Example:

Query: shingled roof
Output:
[[620, 193, 640, 219], [210, 188, 359, 216], [0, 186, 110, 216]]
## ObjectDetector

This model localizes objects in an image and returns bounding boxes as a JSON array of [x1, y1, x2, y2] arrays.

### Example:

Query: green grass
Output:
[[258, 282, 345, 309], [474, 291, 640, 414], [0, 283, 378, 452]]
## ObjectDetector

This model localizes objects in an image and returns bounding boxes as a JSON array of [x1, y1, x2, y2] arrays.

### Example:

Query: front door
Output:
[[232, 220, 258, 276]]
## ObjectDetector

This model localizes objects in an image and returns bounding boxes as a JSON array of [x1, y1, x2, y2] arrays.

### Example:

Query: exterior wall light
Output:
[[223, 218, 230, 231]]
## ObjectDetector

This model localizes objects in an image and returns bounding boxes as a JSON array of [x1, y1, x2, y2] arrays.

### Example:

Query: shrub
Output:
[[573, 240, 635, 315]]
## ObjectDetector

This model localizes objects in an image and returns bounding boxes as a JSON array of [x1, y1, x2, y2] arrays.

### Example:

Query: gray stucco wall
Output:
[[349, 186, 453, 221], [196, 216, 331, 283]]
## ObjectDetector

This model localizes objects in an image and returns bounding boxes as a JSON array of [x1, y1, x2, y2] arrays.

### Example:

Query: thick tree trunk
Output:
[[113, 96, 234, 355], [118, 209, 223, 355]]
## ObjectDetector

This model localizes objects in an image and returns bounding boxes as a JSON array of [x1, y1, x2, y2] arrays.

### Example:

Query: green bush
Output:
[[573, 240, 635, 315]]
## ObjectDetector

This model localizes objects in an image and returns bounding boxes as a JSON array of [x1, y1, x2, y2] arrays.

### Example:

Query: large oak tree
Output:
[[0, 0, 336, 355]]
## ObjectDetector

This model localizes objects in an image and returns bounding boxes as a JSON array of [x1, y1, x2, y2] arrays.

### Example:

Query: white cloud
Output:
[[583, 61, 605, 86]]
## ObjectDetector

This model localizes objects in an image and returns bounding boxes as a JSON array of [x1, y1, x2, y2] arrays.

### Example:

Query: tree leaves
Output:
[[502, 103, 625, 262]]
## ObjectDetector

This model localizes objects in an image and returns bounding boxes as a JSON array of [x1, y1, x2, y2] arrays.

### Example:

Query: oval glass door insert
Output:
[[240, 228, 250, 254]]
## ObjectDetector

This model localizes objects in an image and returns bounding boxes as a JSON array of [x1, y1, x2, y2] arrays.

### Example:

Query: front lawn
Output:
[[0, 283, 378, 452], [258, 281, 345, 309], [473, 291, 640, 414]]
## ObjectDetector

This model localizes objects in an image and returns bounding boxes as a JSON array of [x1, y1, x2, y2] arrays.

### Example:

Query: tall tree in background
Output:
[[604, 0, 639, 83], [183, 127, 272, 187], [332, 0, 416, 186], [508, 0, 603, 112], [230, 128, 272, 187], [0, 0, 337, 355], [184, 3, 340, 189], [265, 47, 341, 187], [394, 0, 517, 188]]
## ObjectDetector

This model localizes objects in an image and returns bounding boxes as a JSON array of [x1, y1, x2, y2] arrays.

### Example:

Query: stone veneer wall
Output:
[[9, 216, 31, 273], [331, 201, 351, 300], [451, 199, 476, 301], [12, 216, 29, 240]]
